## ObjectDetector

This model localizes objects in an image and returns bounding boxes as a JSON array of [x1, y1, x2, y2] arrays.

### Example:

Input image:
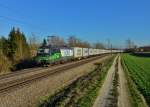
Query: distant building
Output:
[[136, 46, 150, 52]]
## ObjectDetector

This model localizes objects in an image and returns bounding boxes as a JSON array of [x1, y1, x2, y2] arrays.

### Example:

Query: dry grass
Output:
[[0, 53, 11, 74]]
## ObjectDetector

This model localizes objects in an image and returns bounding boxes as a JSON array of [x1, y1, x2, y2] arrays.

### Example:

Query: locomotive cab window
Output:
[[37, 48, 51, 56]]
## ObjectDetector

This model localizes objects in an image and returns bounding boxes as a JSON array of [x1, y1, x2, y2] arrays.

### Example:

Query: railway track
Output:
[[0, 67, 42, 80], [0, 61, 74, 81], [0, 54, 108, 93]]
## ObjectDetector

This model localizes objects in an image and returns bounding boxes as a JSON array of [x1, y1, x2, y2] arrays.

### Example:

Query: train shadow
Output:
[[11, 59, 38, 71]]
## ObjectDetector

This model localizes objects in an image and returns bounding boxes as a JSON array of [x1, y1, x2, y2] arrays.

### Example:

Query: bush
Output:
[[0, 53, 11, 74]]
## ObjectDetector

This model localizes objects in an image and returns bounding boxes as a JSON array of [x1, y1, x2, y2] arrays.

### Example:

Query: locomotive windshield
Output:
[[37, 48, 51, 56]]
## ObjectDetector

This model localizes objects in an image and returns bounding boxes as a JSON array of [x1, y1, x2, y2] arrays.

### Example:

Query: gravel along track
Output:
[[0, 55, 111, 107], [0, 55, 107, 93], [0, 55, 105, 84]]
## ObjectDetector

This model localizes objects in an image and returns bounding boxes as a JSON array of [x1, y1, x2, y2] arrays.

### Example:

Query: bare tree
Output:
[[28, 33, 39, 56], [29, 33, 38, 49], [47, 35, 66, 46], [67, 36, 91, 48], [67, 36, 79, 47], [81, 41, 91, 48], [93, 42, 105, 49]]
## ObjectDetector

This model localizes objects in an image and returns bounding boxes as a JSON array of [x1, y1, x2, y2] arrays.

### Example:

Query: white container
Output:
[[93, 49, 97, 55], [82, 48, 89, 57], [60, 48, 73, 57], [72, 47, 83, 58], [96, 49, 99, 55], [104, 50, 110, 53], [99, 49, 103, 54], [89, 48, 94, 56], [103, 49, 107, 54]]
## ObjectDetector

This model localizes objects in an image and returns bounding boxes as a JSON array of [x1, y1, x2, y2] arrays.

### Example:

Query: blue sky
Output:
[[0, 0, 150, 47]]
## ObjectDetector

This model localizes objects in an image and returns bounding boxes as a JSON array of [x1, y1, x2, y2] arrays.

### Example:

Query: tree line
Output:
[[0, 27, 38, 73], [43, 35, 105, 49], [0, 27, 105, 74]]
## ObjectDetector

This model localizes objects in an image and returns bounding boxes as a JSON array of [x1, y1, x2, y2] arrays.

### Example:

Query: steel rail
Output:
[[0, 55, 107, 93]]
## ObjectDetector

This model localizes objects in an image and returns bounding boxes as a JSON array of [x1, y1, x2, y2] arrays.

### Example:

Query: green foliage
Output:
[[75, 57, 115, 107], [122, 54, 150, 106], [0, 37, 12, 73], [0, 27, 32, 73], [8, 27, 30, 62], [0, 52, 12, 74], [0, 37, 10, 57]]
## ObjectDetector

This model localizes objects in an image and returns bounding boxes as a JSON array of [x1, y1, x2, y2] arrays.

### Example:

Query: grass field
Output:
[[122, 54, 150, 106]]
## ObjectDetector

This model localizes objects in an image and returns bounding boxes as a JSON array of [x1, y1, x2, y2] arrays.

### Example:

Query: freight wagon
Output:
[[82, 48, 89, 58], [34, 45, 120, 66], [72, 47, 83, 59], [88, 48, 94, 56], [60, 48, 73, 62]]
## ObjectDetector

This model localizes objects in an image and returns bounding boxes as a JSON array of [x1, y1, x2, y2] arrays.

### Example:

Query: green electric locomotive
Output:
[[34, 46, 73, 65]]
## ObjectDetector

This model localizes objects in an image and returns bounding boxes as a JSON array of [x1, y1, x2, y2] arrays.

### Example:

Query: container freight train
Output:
[[34, 46, 120, 65]]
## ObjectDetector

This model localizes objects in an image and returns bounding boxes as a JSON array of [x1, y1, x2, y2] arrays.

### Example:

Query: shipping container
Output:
[[72, 47, 83, 58], [98, 49, 103, 54], [93, 49, 97, 55], [89, 48, 94, 56], [82, 48, 89, 57], [96, 49, 99, 55], [60, 48, 73, 57]]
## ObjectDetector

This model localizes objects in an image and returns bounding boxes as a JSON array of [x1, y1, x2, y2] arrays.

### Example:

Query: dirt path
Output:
[[93, 55, 132, 107], [93, 56, 117, 107], [118, 56, 132, 107]]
